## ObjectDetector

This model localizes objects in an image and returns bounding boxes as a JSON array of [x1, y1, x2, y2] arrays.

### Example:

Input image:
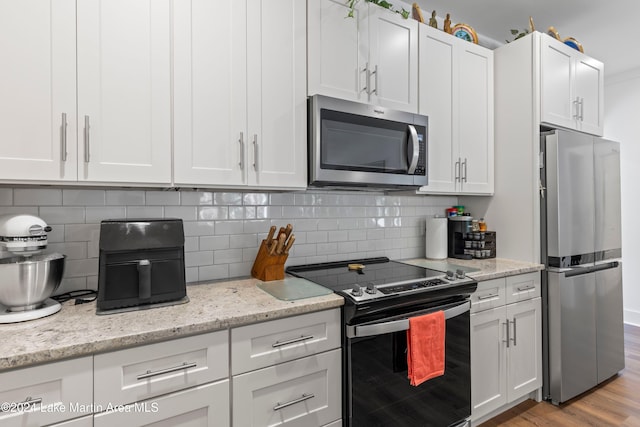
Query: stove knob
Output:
[[352, 284, 363, 297], [456, 269, 466, 279], [366, 283, 377, 294], [446, 270, 455, 281]]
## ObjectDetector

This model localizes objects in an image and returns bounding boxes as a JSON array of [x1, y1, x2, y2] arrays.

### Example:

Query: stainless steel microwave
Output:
[[308, 95, 428, 189]]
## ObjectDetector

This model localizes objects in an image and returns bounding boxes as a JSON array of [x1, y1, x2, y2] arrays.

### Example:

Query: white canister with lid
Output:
[[425, 216, 447, 259]]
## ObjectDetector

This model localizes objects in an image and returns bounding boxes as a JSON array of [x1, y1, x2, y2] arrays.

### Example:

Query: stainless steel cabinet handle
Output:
[[407, 125, 419, 174], [370, 64, 378, 95], [504, 319, 510, 348], [0, 396, 42, 412], [83, 115, 90, 163], [60, 113, 68, 161], [346, 301, 470, 338], [136, 362, 197, 380], [273, 393, 315, 411], [579, 97, 584, 121], [477, 293, 499, 300], [238, 132, 245, 170], [516, 285, 535, 292], [252, 134, 258, 171], [361, 64, 368, 93], [272, 335, 314, 348], [573, 97, 579, 119], [455, 158, 461, 182], [462, 158, 468, 182], [512, 317, 517, 346]]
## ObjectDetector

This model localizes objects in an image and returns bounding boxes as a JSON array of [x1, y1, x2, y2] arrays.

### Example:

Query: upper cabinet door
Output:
[[0, 0, 77, 181], [307, 0, 366, 103], [540, 37, 575, 130], [459, 42, 494, 194], [77, 0, 172, 184], [246, 0, 307, 188], [575, 57, 604, 136], [418, 26, 458, 193], [173, 0, 247, 187], [367, 6, 418, 113]]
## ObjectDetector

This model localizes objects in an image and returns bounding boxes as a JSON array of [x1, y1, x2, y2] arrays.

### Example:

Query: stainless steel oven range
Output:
[[287, 257, 477, 427]]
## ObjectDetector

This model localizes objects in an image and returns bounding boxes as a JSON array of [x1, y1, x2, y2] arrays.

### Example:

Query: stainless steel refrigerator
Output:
[[540, 129, 624, 405]]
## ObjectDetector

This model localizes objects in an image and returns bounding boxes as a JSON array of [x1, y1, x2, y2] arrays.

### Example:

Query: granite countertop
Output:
[[402, 257, 545, 281], [0, 277, 344, 372]]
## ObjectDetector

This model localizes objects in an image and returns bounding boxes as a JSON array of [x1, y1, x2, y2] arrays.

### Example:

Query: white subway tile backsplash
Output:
[[214, 248, 243, 264], [181, 191, 213, 206], [54, 277, 87, 295], [126, 206, 164, 218], [164, 206, 198, 221], [146, 191, 180, 205], [40, 207, 85, 224], [0, 188, 12, 205], [63, 189, 105, 206], [106, 190, 145, 205], [0, 187, 454, 284], [14, 189, 62, 206], [86, 206, 126, 223], [87, 276, 98, 291], [200, 235, 230, 251], [214, 220, 244, 235]]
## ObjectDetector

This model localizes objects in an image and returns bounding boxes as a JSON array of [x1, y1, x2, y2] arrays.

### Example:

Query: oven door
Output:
[[345, 300, 471, 427]]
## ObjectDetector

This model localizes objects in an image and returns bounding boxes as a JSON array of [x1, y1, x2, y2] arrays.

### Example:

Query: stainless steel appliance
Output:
[[540, 129, 624, 404], [287, 257, 477, 427], [97, 218, 188, 314], [0, 214, 65, 323], [308, 94, 428, 189]]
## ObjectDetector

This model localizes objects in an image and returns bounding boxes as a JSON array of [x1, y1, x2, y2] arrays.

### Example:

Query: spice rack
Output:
[[463, 231, 496, 259]]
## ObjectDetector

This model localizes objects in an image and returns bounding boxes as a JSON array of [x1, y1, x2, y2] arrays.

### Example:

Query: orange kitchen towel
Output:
[[407, 310, 445, 386]]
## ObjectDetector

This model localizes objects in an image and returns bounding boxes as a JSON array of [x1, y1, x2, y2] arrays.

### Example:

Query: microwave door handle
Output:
[[407, 125, 420, 174], [346, 301, 470, 338]]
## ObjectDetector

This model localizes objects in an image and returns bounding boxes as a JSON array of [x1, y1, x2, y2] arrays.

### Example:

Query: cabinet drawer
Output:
[[231, 309, 340, 375], [233, 349, 341, 427], [94, 330, 228, 407], [94, 379, 229, 427], [471, 278, 506, 313], [506, 272, 541, 304], [0, 357, 93, 426], [50, 415, 93, 427], [322, 420, 342, 427]]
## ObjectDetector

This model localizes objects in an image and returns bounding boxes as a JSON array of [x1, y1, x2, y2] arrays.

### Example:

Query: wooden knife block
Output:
[[251, 239, 289, 281]]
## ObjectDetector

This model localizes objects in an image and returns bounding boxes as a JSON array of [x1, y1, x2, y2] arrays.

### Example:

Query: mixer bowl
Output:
[[0, 253, 65, 311]]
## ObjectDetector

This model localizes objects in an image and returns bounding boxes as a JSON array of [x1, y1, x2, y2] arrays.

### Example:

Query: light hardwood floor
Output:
[[480, 324, 640, 426]]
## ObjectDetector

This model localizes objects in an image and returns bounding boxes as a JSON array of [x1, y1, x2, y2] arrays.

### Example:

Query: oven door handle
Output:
[[346, 301, 470, 338]]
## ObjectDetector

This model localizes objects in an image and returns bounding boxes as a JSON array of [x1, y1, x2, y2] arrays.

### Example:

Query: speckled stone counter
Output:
[[403, 257, 545, 281], [0, 277, 343, 372]]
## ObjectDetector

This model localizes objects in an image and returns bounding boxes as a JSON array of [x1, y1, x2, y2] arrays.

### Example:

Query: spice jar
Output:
[[479, 218, 487, 232]]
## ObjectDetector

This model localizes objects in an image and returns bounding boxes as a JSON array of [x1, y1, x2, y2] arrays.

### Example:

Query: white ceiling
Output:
[[415, 0, 640, 77]]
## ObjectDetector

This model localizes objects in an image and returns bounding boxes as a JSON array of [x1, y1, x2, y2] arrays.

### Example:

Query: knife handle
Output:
[[275, 233, 286, 254], [266, 225, 276, 242], [283, 234, 295, 254], [284, 223, 293, 240]]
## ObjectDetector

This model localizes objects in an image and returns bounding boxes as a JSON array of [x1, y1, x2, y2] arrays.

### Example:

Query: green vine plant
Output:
[[347, 0, 410, 19]]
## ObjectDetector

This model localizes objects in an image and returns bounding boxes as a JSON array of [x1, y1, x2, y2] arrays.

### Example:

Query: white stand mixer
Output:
[[0, 214, 65, 323]]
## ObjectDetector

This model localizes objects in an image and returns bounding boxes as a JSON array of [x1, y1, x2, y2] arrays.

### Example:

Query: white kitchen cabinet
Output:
[[540, 33, 604, 136], [231, 309, 342, 427], [0, 0, 77, 182], [94, 380, 229, 427], [173, 0, 306, 189], [470, 272, 542, 424], [307, 0, 418, 113], [50, 416, 93, 427], [77, 0, 172, 184], [0, 357, 93, 427], [417, 25, 494, 195], [233, 349, 342, 427]]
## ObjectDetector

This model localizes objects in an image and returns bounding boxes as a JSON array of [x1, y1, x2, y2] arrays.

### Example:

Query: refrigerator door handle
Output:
[[564, 261, 619, 278]]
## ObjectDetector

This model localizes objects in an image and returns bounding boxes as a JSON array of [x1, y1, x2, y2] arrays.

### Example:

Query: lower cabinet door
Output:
[[471, 306, 507, 421], [506, 297, 542, 399], [233, 349, 341, 427], [93, 379, 229, 427]]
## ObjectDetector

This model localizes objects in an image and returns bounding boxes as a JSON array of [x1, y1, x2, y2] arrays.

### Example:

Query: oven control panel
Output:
[[344, 273, 473, 302]]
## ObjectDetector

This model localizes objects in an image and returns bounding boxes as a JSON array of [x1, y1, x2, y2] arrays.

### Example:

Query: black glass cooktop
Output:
[[285, 257, 443, 292]]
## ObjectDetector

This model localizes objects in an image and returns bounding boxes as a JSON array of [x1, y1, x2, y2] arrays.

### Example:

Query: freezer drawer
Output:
[[596, 262, 625, 382]]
